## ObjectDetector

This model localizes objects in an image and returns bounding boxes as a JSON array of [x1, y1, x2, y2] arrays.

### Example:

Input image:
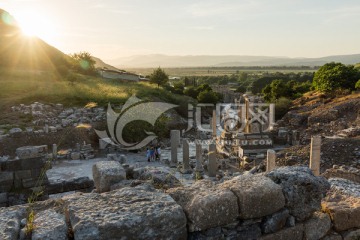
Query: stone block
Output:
[[92, 161, 126, 193], [266, 166, 330, 221], [0, 192, 8, 203], [322, 195, 360, 231], [32, 210, 68, 240], [14, 170, 32, 180], [63, 177, 94, 192], [16, 145, 47, 159], [342, 229, 360, 240], [4, 159, 22, 171], [219, 174, 285, 219], [68, 187, 187, 239], [303, 212, 331, 240], [22, 178, 38, 188], [0, 209, 23, 240], [20, 157, 46, 170], [0, 172, 14, 192], [168, 180, 239, 232], [260, 224, 304, 240], [261, 208, 290, 234]]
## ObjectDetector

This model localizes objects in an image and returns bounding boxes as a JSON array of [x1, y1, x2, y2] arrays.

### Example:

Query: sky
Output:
[[1, 0, 360, 62]]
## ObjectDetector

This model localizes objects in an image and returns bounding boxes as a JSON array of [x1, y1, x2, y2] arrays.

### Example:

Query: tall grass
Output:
[[0, 69, 191, 111]]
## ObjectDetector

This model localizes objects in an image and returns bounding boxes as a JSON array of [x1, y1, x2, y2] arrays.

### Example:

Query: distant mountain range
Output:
[[110, 54, 360, 68]]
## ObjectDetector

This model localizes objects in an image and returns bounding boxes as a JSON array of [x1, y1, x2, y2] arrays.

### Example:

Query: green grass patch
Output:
[[0, 68, 193, 117]]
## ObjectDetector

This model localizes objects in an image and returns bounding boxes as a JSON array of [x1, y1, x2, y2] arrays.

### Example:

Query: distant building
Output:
[[99, 69, 140, 82]]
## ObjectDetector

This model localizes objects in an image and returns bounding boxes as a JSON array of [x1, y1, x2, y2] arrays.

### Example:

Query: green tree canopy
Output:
[[183, 86, 199, 99], [70, 51, 96, 75], [197, 90, 219, 104], [150, 67, 169, 87], [312, 62, 360, 92]]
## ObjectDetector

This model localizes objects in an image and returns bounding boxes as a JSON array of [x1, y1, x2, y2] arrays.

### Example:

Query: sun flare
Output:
[[15, 11, 56, 43]]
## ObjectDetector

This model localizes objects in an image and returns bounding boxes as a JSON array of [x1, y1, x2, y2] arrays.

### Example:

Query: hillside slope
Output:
[[0, 8, 69, 71], [276, 92, 360, 172]]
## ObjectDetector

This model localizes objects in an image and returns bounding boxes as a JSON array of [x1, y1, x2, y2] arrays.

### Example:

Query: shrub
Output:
[[275, 97, 292, 120]]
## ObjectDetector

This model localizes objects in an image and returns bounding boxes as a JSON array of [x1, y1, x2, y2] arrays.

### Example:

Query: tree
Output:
[[183, 86, 199, 99], [150, 67, 169, 87], [70, 51, 96, 75], [313, 62, 360, 92], [356, 79, 360, 89], [197, 90, 219, 104]]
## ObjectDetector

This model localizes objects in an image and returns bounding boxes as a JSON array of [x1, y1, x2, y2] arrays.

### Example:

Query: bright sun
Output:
[[15, 11, 57, 43]]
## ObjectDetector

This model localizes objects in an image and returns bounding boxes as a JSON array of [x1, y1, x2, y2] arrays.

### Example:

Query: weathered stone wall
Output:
[[322, 165, 360, 184], [0, 146, 49, 207], [0, 166, 359, 240]]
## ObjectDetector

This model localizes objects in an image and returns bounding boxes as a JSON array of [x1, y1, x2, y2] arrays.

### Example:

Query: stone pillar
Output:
[[208, 143, 217, 177], [44, 124, 49, 134], [170, 130, 179, 166], [212, 110, 217, 139], [269, 103, 275, 130], [76, 143, 81, 152], [182, 140, 191, 172], [310, 136, 321, 176], [195, 143, 204, 172], [52, 144, 57, 160], [292, 130, 300, 146], [174, 130, 181, 147], [266, 149, 276, 172]]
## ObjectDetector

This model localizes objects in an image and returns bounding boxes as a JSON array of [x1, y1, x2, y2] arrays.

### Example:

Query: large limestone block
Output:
[[260, 224, 304, 240], [92, 161, 126, 193], [16, 145, 47, 159], [168, 180, 239, 232], [322, 195, 360, 231], [261, 208, 290, 234], [68, 187, 187, 240], [303, 212, 331, 240], [219, 174, 285, 219], [0, 208, 25, 240], [266, 166, 330, 221], [32, 209, 68, 240]]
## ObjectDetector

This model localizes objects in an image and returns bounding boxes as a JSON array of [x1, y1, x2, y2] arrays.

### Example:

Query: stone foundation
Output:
[[0, 166, 359, 239]]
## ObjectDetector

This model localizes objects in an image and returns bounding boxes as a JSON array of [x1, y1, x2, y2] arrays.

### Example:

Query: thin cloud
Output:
[[188, 26, 214, 30]]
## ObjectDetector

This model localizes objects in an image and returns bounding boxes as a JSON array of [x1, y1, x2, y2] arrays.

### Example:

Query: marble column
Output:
[[208, 143, 217, 177], [310, 136, 321, 176], [266, 149, 276, 172]]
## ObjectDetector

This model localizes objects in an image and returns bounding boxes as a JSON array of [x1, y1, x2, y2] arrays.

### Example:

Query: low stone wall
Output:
[[0, 146, 50, 207], [0, 166, 359, 240], [47, 177, 94, 195], [322, 165, 360, 184]]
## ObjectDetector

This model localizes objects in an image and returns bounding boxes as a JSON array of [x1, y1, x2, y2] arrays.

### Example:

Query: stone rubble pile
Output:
[[56, 142, 95, 160], [0, 102, 106, 139]]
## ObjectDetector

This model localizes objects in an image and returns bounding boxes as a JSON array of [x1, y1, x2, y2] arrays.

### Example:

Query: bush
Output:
[[275, 97, 292, 120], [356, 79, 360, 89]]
